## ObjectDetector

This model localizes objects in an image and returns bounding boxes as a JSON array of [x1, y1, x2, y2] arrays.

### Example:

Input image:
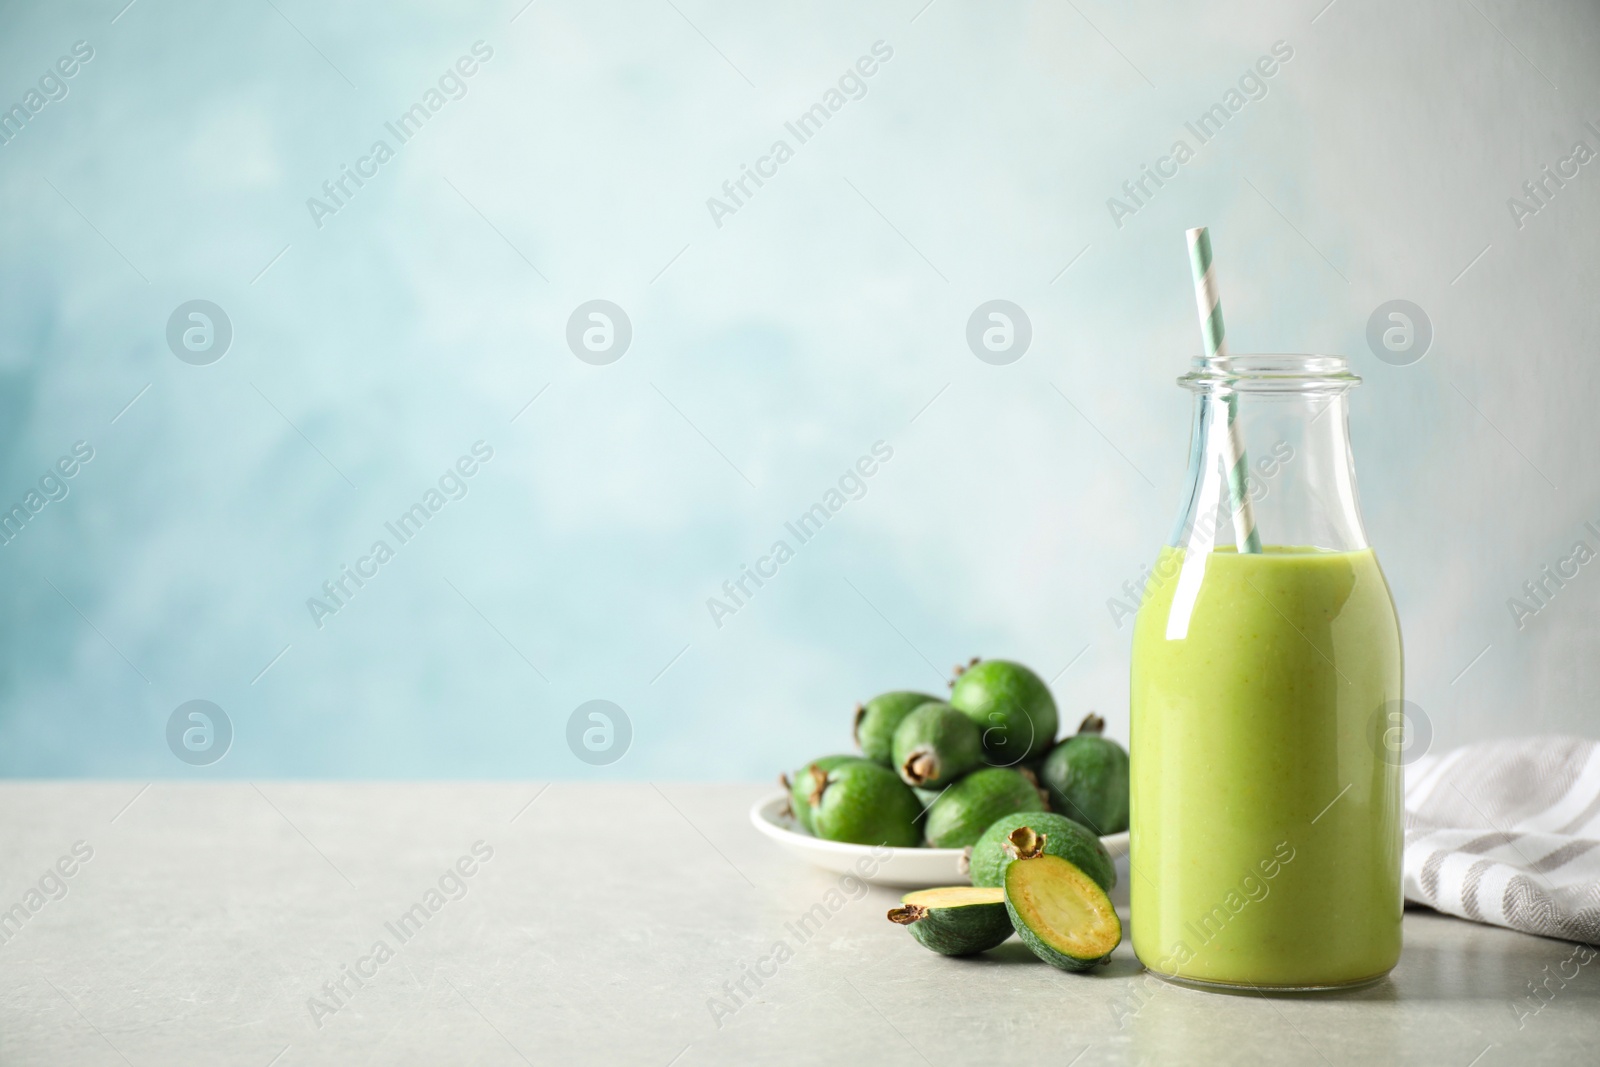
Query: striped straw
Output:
[[1185, 226, 1261, 554]]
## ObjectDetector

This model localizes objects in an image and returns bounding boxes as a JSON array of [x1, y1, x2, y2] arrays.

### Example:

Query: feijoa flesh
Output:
[[888, 886, 1011, 956], [854, 691, 940, 765], [810, 760, 922, 847], [1003, 851, 1121, 971], [1040, 713, 1130, 835], [967, 814, 1115, 891], [891, 701, 983, 789], [949, 659, 1059, 765], [923, 766, 1046, 849]]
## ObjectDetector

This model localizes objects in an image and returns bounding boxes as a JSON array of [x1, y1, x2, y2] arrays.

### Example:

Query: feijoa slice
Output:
[[892, 702, 983, 789], [949, 659, 1059, 765], [967, 814, 1115, 891], [923, 767, 1046, 849], [811, 760, 922, 847], [888, 886, 1011, 956], [1003, 853, 1122, 971], [1039, 713, 1130, 835], [783, 755, 864, 833], [854, 691, 940, 765]]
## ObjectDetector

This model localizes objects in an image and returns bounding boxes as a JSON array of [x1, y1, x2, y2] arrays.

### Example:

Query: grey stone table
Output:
[[0, 783, 1595, 1066]]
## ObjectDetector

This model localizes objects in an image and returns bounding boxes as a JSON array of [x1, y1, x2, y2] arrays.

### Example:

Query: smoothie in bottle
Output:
[[1129, 353, 1403, 989]]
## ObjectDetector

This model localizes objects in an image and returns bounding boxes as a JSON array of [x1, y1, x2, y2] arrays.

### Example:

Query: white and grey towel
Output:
[[1405, 735, 1600, 943]]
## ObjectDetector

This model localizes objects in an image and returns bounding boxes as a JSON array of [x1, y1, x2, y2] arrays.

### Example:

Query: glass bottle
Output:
[[1129, 354, 1403, 990]]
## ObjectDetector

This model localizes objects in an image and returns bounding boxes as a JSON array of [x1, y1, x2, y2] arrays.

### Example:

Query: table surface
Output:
[[1, 782, 1595, 1066]]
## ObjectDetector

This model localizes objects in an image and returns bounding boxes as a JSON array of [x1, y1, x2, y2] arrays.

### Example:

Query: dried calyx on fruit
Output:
[[1003, 825, 1047, 860], [948, 655, 982, 686]]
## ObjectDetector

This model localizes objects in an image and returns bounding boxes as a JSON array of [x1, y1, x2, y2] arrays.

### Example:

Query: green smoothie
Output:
[[1130, 545, 1403, 988]]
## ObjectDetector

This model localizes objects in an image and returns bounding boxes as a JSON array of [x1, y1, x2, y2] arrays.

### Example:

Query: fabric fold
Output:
[[1404, 736, 1600, 943]]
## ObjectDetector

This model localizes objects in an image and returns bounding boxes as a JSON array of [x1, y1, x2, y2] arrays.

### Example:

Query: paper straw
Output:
[[1185, 226, 1261, 554]]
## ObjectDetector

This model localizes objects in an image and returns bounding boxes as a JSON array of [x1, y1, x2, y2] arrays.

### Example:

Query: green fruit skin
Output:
[[1040, 735, 1130, 836], [811, 761, 922, 847], [949, 660, 1059, 765], [891, 702, 983, 789], [1003, 858, 1121, 972], [903, 902, 1013, 956], [967, 812, 1116, 891], [856, 691, 940, 765], [913, 787, 944, 812], [924, 767, 1046, 849], [789, 755, 864, 833]]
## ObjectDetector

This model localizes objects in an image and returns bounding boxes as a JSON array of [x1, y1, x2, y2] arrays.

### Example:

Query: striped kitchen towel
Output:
[[1405, 735, 1600, 943]]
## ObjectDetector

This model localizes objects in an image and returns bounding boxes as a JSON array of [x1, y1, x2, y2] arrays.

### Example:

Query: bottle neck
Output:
[[1169, 387, 1369, 555]]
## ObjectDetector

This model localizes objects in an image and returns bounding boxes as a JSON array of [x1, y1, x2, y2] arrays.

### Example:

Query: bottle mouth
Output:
[[1179, 354, 1360, 393]]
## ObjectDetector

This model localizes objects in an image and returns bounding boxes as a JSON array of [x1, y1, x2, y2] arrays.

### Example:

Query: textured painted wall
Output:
[[0, 0, 1596, 777]]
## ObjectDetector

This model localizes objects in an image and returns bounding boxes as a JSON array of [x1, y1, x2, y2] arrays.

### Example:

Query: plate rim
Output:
[[748, 791, 1129, 857], [748, 791, 965, 859]]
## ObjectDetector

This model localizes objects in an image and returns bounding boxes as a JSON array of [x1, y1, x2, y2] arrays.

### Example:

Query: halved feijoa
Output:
[[966, 813, 1115, 891], [784, 755, 864, 833], [1039, 713, 1129, 835], [887, 886, 1011, 956], [923, 767, 1046, 849], [854, 691, 940, 765], [1003, 853, 1121, 971], [949, 659, 1059, 765], [892, 701, 983, 789], [811, 760, 922, 847]]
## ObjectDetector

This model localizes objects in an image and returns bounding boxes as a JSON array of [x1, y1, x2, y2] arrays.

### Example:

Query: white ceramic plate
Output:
[[750, 792, 1130, 890]]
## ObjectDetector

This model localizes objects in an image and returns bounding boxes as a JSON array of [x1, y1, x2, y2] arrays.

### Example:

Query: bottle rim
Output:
[[1179, 354, 1360, 392]]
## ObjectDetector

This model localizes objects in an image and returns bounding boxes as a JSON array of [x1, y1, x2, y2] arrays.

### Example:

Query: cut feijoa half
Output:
[[887, 886, 1011, 956], [1003, 853, 1122, 972]]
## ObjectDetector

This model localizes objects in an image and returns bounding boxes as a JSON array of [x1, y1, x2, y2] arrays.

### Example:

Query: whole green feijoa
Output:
[[1040, 713, 1130, 835], [966, 812, 1115, 891], [949, 659, 1059, 765], [811, 761, 922, 847], [923, 767, 1045, 849], [891, 702, 983, 790], [784, 755, 865, 833], [854, 691, 940, 765]]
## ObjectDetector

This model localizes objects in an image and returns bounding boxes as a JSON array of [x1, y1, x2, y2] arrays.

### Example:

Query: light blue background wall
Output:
[[1, 0, 1597, 777]]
